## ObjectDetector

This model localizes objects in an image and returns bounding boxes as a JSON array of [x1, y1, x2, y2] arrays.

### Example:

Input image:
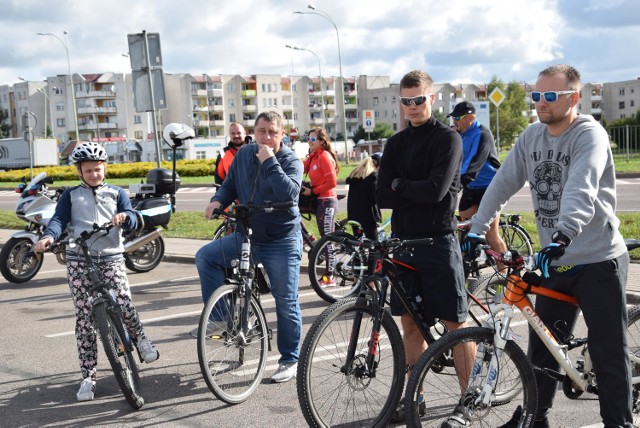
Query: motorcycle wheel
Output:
[[0, 237, 44, 283], [124, 235, 165, 273]]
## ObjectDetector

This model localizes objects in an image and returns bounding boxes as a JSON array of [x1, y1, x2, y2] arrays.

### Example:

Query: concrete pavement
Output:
[[1, 228, 640, 304]]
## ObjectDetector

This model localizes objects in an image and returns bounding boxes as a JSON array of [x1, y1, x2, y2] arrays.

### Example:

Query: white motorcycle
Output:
[[0, 171, 177, 283]]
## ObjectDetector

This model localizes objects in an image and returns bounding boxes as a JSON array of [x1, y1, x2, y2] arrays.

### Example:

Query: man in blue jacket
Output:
[[449, 101, 507, 258], [195, 111, 304, 383]]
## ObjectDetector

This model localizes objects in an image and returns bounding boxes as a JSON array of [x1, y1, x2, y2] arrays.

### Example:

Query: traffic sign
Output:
[[289, 128, 298, 140], [363, 110, 375, 132], [489, 87, 505, 107]]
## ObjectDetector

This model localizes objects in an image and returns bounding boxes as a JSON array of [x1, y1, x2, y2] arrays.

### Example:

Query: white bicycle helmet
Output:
[[163, 123, 195, 148], [71, 142, 108, 163]]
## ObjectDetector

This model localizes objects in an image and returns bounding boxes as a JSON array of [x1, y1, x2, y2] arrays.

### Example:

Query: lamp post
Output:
[[37, 31, 79, 141], [285, 45, 326, 129], [294, 4, 349, 163], [18, 77, 50, 138]]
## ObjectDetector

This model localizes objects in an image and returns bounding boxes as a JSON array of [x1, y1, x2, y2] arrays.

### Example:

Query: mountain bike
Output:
[[403, 244, 640, 427], [306, 216, 392, 304], [48, 223, 147, 410], [297, 234, 476, 427], [197, 201, 293, 404]]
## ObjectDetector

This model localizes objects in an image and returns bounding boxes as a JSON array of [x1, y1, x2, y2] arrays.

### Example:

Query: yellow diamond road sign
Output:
[[489, 87, 505, 107]]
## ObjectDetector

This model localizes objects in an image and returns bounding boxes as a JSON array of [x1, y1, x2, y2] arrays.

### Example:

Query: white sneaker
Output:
[[270, 362, 298, 383], [137, 337, 159, 363], [76, 378, 96, 401]]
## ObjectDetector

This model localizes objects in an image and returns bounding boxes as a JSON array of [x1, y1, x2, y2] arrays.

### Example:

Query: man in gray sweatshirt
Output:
[[464, 64, 632, 427]]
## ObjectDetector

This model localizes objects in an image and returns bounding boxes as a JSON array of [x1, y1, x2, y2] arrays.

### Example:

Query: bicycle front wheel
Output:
[[500, 223, 533, 257], [197, 282, 269, 404], [405, 327, 537, 427], [308, 232, 366, 303], [93, 303, 144, 410], [297, 297, 405, 427]]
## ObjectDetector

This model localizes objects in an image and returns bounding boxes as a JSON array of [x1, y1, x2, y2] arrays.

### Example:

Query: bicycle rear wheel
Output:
[[197, 282, 269, 404], [297, 297, 405, 427], [93, 303, 144, 410], [500, 223, 533, 256], [308, 232, 367, 303], [405, 327, 537, 427]]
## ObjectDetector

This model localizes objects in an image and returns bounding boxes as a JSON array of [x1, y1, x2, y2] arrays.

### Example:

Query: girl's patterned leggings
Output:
[[67, 259, 146, 380]]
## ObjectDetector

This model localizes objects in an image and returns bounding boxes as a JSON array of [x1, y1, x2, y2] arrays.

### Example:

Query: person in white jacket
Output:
[[463, 64, 632, 427]]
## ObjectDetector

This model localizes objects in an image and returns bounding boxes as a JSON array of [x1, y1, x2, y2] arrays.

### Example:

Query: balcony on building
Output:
[[242, 104, 257, 112], [78, 106, 117, 114], [242, 89, 257, 97]]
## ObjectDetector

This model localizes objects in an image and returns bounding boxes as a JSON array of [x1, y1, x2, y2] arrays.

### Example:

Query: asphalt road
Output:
[[1, 177, 640, 214], [0, 254, 625, 427]]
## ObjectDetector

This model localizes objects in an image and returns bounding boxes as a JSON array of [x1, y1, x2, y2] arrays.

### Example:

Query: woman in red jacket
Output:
[[302, 127, 339, 287]]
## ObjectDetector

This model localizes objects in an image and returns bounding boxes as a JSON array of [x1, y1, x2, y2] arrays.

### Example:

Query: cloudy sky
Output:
[[2, 0, 639, 88]]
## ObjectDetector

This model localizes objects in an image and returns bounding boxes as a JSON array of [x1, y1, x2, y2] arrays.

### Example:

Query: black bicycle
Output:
[[297, 234, 469, 427], [197, 201, 293, 404], [49, 223, 146, 410]]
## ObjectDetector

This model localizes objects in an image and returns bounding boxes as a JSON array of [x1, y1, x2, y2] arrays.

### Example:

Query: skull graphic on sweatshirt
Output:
[[533, 161, 562, 217]]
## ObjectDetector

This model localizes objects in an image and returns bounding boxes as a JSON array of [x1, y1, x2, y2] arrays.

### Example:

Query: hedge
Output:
[[0, 159, 216, 182]]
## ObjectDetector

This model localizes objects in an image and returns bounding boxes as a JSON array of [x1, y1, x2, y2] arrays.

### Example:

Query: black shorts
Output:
[[389, 233, 468, 325], [458, 187, 487, 212]]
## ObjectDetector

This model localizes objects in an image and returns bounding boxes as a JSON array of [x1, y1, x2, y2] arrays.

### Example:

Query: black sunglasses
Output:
[[399, 95, 429, 106]]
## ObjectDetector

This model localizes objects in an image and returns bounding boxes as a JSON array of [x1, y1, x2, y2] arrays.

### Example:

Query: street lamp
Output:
[[37, 31, 79, 141], [294, 4, 349, 163], [285, 45, 326, 129]]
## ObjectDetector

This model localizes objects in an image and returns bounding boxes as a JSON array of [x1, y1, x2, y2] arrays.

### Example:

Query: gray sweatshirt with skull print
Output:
[[470, 114, 626, 266]]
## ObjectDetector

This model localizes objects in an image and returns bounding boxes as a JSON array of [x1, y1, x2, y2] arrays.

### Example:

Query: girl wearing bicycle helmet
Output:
[[34, 142, 159, 402]]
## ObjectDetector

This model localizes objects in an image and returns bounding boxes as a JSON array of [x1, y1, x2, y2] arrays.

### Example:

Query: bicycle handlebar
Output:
[[213, 201, 295, 220], [48, 222, 116, 252], [481, 245, 538, 271]]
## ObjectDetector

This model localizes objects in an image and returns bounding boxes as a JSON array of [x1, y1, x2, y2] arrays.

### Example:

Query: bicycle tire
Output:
[[627, 306, 640, 425], [308, 231, 366, 303], [93, 303, 144, 410], [500, 223, 533, 257], [405, 327, 537, 427], [197, 282, 269, 404], [297, 297, 406, 427]]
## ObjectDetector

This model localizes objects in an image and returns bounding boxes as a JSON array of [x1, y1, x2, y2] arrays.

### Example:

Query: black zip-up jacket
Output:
[[376, 116, 462, 238]]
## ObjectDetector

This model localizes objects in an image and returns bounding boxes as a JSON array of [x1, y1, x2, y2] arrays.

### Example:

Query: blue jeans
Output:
[[195, 231, 303, 364]]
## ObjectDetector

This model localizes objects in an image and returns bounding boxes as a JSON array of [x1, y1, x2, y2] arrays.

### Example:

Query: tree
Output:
[[487, 76, 528, 150], [352, 122, 395, 142], [0, 106, 10, 138]]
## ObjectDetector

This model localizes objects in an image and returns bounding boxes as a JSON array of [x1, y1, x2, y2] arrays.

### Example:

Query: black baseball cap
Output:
[[447, 101, 476, 118]]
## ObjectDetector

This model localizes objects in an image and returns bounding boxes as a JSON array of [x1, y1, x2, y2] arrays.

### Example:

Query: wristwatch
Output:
[[391, 178, 402, 191], [551, 230, 572, 246]]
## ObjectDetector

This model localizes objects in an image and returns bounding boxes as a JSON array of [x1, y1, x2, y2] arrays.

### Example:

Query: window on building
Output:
[[134, 115, 142, 124], [373, 97, 379, 105], [619, 101, 626, 109], [273, 98, 278, 107], [619, 88, 625, 96], [227, 83, 234, 92], [56, 118, 66, 127], [438, 93, 443, 101], [293, 112, 298, 121], [196, 151, 206, 160], [262, 98, 267, 107], [229, 98, 236, 107], [393, 123, 397, 131], [135, 130, 143, 139], [631, 100, 635, 107], [54, 87, 63, 95], [392, 96, 397, 103], [230, 113, 236, 122], [56, 103, 65, 111], [292, 84, 297, 92], [374, 111, 380, 118]]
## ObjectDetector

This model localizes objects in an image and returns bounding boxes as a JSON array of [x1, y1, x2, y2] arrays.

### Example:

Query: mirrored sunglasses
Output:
[[399, 95, 428, 106], [531, 91, 576, 103], [452, 115, 469, 121], [307, 136, 318, 142]]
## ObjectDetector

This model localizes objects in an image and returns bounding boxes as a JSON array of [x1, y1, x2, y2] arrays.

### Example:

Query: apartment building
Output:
[[601, 78, 640, 123]]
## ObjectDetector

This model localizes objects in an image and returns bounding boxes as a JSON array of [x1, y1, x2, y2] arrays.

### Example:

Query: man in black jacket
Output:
[[376, 70, 474, 426]]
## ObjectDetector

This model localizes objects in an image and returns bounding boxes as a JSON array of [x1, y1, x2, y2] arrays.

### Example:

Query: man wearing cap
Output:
[[448, 101, 507, 259]]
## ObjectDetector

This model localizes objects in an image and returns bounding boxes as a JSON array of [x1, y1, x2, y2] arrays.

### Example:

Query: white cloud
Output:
[[0, 0, 638, 87]]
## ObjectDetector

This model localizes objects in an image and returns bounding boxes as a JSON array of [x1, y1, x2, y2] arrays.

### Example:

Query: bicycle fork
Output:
[[342, 288, 386, 378]]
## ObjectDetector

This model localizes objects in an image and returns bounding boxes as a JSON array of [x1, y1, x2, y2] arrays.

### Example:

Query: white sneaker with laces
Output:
[[270, 362, 298, 383], [76, 378, 96, 401], [137, 337, 159, 363]]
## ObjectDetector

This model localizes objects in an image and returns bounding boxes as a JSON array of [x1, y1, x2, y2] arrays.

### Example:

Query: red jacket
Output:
[[303, 148, 337, 198]]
